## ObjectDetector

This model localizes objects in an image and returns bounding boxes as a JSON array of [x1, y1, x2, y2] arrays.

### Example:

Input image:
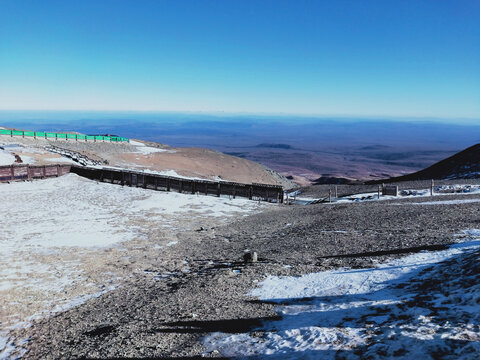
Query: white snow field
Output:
[[0, 173, 264, 358], [0, 149, 16, 166], [204, 231, 480, 359], [129, 139, 175, 155]]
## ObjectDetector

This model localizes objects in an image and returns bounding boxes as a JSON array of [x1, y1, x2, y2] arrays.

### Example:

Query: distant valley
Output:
[[2, 112, 479, 184]]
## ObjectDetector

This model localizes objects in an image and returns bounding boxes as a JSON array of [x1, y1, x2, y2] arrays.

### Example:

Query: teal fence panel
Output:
[[0, 129, 129, 142]]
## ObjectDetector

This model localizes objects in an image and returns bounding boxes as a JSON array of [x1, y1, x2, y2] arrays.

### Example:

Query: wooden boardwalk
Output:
[[71, 165, 284, 203]]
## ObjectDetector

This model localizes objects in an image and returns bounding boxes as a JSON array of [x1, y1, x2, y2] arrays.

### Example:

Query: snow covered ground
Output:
[[0, 141, 73, 166], [204, 231, 480, 359], [0, 149, 15, 165], [129, 140, 175, 155], [0, 174, 265, 358]]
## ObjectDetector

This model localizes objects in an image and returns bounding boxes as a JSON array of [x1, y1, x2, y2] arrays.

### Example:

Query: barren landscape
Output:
[[2, 132, 480, 358]]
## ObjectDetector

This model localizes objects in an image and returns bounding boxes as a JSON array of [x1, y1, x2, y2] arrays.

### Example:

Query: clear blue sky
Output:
[[0, 0, 479, 119]]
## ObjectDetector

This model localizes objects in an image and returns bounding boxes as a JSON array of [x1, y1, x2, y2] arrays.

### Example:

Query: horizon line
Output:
[[0, 109, 479, 122]]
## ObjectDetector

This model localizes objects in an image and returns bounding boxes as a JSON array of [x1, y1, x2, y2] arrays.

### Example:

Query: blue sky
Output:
[[0, 0, 479, 119]]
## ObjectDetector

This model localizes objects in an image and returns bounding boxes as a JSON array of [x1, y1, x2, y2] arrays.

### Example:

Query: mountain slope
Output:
[[380, 143, 480, 182]]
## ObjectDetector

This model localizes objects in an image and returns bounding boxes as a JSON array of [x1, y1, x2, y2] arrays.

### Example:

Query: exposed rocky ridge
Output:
[[372, 143, 480, 183]]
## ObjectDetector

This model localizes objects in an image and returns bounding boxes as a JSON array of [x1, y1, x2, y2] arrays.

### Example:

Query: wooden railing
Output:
[[0, 164, 72, 182]]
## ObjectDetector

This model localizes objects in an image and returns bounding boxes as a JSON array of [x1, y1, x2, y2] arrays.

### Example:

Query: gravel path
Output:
[[8, 191, 480, 359]]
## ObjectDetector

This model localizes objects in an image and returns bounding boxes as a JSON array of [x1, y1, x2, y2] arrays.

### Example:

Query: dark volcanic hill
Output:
[[377, 143, 480, 183]]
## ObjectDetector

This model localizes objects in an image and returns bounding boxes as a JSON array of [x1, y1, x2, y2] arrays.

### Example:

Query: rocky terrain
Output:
[[2, 132, 480, 359], [3, 179, 480, 359], [381, 143, 480, 182]]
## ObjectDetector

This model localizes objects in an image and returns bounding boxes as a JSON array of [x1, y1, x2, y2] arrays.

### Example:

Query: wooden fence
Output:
[[71, 166, 284, 203], [0, 164, 72, 182]]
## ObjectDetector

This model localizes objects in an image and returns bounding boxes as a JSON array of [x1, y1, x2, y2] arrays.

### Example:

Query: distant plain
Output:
[[2, 112, 479, 183]]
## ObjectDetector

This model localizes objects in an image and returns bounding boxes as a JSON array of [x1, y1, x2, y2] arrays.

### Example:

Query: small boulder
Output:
[[243, 251, 258, 263]]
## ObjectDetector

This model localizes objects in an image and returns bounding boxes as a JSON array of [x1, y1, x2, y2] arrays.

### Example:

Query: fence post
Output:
[[10, 165, 14, 181], [56, 165, 60, 177], [329, 189, 332, 203], [217, 183, 221, 197], [167, 178, 170, 191], [27, 165, 31, 181], [431, 179, 434, 196], [378, 185, 381, 199], [205, 183, 208, 195], [249, 186, 253, 200], [43, 165, 46, 178], [335, 186, 338, 198]]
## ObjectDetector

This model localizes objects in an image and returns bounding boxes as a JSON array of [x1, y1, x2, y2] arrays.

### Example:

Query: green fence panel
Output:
[[0, 129, 129, 142]]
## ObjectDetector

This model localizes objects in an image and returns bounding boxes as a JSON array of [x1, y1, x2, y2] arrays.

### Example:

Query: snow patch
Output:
[[204, 233, 480, 358], [0, 150, 15, 165]]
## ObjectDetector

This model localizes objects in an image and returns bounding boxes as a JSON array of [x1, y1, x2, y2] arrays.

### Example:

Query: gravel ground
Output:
[[8, 192, 480, 359]]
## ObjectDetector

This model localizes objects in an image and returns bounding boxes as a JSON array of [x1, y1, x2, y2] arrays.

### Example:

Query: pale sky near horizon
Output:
[[0, 0, 479, 119]]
